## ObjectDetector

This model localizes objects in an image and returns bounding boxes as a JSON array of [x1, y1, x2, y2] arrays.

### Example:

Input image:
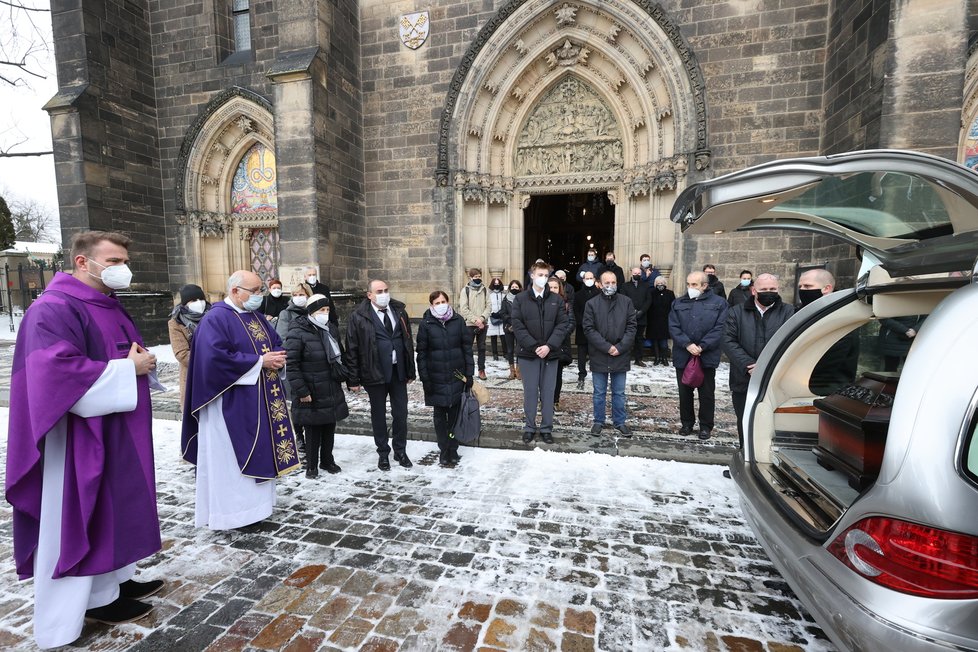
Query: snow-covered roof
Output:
[[2, 241, 62, 255]]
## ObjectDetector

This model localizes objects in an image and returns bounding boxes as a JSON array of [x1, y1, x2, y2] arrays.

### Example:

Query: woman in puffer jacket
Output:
[[416, 290, 474, 468], [285, 294, 350, 478]]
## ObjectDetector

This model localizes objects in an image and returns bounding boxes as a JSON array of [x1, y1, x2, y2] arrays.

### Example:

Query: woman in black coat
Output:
[[500, 280, 523, 380], [648, 279, 677, 365], [548, 277, 575, 410], [416, 290, 474, 468], [285, 294, 350, 478]]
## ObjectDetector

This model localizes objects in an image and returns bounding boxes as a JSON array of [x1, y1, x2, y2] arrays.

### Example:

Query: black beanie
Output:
[[179, 284, 206, 305], [306, 294, 330, 315]]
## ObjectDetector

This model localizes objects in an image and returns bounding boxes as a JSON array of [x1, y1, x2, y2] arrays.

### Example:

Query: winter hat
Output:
[[179, 284, 206, 305], [306, 294, 330, 315]]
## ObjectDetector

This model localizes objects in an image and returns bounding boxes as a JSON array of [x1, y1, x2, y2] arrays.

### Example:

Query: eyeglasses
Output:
[[236, 285, 267, 295]]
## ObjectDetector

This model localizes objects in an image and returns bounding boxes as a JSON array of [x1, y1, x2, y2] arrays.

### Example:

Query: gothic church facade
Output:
[[46, 0, 978, 316]]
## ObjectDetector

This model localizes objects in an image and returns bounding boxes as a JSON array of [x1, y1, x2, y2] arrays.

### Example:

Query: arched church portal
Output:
[[442, 0, 709, 286], [175, 87, 280, 296]]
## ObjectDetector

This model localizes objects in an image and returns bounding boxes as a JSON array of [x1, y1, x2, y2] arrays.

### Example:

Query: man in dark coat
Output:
[[669, 271, 729, 440], [575, 248, 603, 287], [511, 261, 572, 444], [584, 271, 638, 436], [647, 277, 676, 365], [304, 266, 338, 324], [722, 273, 795, 446], [727, 270, 753, 307], [620, 266, 653, 366], [573, 270, 601, 388], [599, 251, 626, 286], [797, 269, 860, 395], [703, 264, 726, 299], [344, 279, 416, 470]]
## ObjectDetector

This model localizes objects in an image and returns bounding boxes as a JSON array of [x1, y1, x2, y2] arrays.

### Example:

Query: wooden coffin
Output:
[[812, 372, 899, 491]]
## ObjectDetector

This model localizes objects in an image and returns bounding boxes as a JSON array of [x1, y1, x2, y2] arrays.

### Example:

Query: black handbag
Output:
[[329, 359, 351, 383]]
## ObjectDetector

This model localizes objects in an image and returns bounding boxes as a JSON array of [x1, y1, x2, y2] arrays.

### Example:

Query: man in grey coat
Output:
[[583, 271, 637, 436], [722, 273, 794, 447]]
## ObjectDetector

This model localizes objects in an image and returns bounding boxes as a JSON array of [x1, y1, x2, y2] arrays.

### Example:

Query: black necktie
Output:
[[381, 308, 393, 334]]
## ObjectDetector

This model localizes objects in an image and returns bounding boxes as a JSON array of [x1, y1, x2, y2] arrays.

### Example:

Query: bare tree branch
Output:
[[0, 58, 46, 80], [0, 1, 49, 12], [0, 150, 52, 157]]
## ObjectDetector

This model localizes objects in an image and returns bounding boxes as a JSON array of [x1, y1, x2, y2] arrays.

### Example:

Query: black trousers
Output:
[[490, 334, 508, 359], [731, 391, 747, 448], [554, 361, 568, 402], [633, 328, 646, 363], [304, 422, 337, 471], [469, 325, 487, 371], [576, 331, 589, 379], [365, 375, 408, 456], [504, 330, 516, 364], [676, 366, 717, 431], [432, 401, 461, 455]]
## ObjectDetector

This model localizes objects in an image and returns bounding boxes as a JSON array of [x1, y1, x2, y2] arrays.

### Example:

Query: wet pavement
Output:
[[0, 344, 834, 651]]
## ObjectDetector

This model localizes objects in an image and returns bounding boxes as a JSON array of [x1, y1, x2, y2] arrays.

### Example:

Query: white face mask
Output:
[[431, 303, 449, 317], [88, 259, 133, 290], [584, 279, 595, 287], [270, 288, 283, 297], [641, 260, 651, 268], [306, 275, 318, 286], [243, 293, 263, 311], [373, 292, 391, 308], [292, 295, 308, 307], [187, 299, 206, 314], [532, 275, 548, 289], [687, 288, 703, 299], [312, 312, 330, 326]]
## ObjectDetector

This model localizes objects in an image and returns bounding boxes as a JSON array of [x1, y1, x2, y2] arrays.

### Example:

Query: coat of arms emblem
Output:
[[399, 11, 430, 50]]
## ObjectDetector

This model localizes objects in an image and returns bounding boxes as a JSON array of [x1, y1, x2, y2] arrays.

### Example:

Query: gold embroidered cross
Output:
[[270, 384, 281, 397], [277, 424, 289, 437], [261, 344, 271, 353]]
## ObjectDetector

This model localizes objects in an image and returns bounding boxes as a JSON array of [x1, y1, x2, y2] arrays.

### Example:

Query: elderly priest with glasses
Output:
[[181, 270, 301, 530]]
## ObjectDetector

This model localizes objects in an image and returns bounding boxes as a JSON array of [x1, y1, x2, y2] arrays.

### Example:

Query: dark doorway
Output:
[[523, 192, 614, 286]]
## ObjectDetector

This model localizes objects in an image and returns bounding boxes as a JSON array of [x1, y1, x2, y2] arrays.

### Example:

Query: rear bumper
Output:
[[731, 456, 978, 652]]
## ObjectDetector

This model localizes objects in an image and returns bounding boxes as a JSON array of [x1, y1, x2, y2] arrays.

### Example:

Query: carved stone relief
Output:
[[515, 77, 623, 177]]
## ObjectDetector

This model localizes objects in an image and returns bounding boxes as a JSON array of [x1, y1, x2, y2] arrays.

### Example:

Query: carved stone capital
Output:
[[695, 148, 712, 171], [186, 210, 233, 238]]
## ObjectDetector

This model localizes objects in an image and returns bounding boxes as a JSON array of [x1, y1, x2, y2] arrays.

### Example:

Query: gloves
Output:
[[465, 375, 474, 389]]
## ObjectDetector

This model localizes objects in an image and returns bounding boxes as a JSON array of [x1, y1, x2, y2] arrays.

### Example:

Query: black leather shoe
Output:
[[305, 469, 318, 479], [615, 424, 632, 437], [393, 453, 413, 468], [378, 456, 391, 471], [439, 452, 456, 468], [590, 423, 603, 436], [522, 431, 534, 444], [698, 429, 712, 441], [576, 379, 585, 390], [722, 469, 732, 479], [119, 579, 165, 600], [322, 462, 341, 474], [541, 432, 554, 444], [85, 597, 153, 624], [449, 451, 461, 463], [678, 426, 693, 437]]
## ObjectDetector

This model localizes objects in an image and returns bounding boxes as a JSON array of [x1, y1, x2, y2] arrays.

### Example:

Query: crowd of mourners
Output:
[[10, 230, 915, 648]]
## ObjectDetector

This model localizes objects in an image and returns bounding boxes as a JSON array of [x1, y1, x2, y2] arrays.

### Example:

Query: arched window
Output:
[[231, 143, 279, 280]]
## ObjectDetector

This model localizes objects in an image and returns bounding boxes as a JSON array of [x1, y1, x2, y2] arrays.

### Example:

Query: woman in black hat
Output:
[[168, 284, 209, 407], [284, 294, 349, 477]]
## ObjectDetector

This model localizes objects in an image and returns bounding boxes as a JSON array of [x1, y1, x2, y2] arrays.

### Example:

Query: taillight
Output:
[[827, 517, 978, 599]]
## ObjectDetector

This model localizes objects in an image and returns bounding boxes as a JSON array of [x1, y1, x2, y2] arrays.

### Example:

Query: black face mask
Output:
[[471, 278, 482, 286], [707, 273, 718, 284], [631, 274, 641, 282], [510, 288, 520, 295], [606, 259, 615, 266], [798, 288, 823, 306], [755, 291, 780, 307], [490, 283, 502, 291]]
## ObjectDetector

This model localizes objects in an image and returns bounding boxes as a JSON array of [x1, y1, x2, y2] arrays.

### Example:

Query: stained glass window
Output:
[[233, 0, 251, 52], [964, 116, 978, 172], [231, 143, 277, 214]]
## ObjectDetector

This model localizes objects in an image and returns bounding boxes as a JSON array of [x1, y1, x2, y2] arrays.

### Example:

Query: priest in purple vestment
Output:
[[5, 231, 165, 649], [181, 270, 300, 530]]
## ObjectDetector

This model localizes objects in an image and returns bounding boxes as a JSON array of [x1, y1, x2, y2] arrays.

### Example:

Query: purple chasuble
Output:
[[181, 302, 300, 480], [5, 272, 161, 580]]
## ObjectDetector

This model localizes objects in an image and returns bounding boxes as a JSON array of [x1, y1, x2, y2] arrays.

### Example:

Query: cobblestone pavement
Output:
[[0, 342, 835, 651]]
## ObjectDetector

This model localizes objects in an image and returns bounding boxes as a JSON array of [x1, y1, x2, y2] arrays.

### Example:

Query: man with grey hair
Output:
[[344, 279, 416, 470], [722, 272, 794, 446], [182, 270, 300, 530]]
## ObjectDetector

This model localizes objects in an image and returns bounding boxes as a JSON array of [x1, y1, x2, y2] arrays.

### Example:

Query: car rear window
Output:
[[776, 171, 953, 239]]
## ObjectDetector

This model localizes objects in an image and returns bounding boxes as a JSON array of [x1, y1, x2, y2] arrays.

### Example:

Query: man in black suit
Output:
[[344, 279, 416, 470], [620, 266, 653, 367]]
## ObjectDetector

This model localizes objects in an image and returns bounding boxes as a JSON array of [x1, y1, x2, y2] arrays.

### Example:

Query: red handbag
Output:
[[681, 356, 705, 388]]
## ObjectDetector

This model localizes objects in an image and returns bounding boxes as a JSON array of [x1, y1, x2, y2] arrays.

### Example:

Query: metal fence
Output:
[[0, 261, 61, 331]]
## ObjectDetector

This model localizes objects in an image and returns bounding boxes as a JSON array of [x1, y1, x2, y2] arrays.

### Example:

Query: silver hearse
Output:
[[672, 150, 978, 652]]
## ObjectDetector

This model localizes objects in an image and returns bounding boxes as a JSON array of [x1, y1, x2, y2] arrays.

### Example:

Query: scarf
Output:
[[435, 305, 454, 322], [170, 304, 205, 338], [312, 319, 342, 362]]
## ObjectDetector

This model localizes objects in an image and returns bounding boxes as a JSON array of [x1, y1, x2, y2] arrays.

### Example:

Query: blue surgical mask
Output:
[[244, 294, 263, 311], [740, 279, 751, 287]]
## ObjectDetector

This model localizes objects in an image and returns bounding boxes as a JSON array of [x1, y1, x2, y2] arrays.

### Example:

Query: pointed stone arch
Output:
[[174, 87, 280, 294], [437, 0, 709, 283], [959, 44, 978, 169]]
